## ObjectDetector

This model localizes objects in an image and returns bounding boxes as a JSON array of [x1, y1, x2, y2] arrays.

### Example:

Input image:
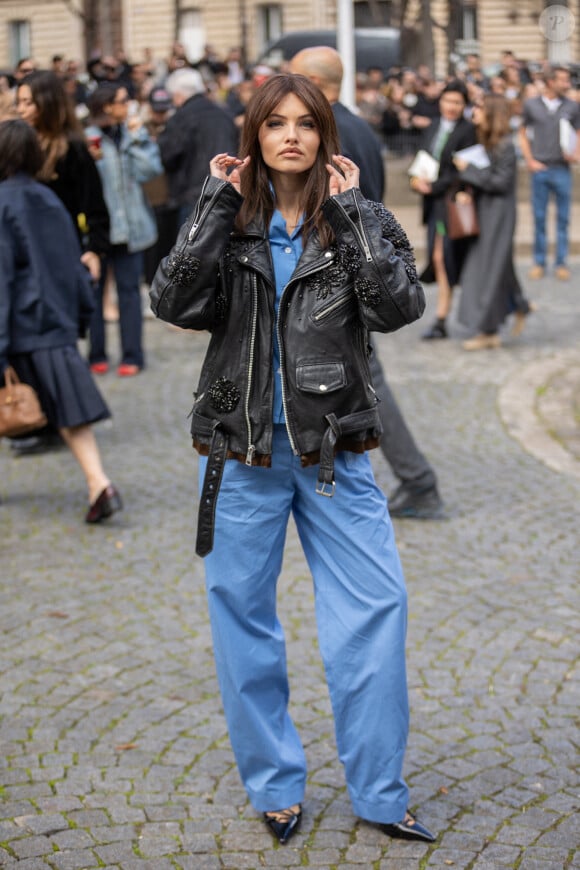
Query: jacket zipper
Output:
[[312, 290, 352, 322], [277, 294, 297, 455], [187, 178, 225, 242], [333, 192, 373, 263], [244, 273, 258, 464], [155, 179, 224, 310], [277, 257, 336, 455]]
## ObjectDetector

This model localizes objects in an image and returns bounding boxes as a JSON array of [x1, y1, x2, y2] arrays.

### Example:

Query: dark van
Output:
[[257, 28, 401, 75]]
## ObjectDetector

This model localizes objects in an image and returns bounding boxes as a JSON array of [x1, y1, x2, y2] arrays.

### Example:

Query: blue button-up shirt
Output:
[[269, 209, 303, 422]]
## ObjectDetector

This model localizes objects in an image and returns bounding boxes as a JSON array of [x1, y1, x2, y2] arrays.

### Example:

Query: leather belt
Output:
[[194, 407, 379, 552], [195, 422, 229, 557], [317, 408, 380, 496]]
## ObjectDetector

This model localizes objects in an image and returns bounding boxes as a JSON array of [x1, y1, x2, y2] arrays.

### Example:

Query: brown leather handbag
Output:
[[0, 366, 47, 438], [446, 187, 479, 240]]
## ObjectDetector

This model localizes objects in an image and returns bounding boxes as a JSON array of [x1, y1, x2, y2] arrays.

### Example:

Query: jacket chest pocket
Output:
[[296, 360, 346, 394], [310, 288, 354, 324]]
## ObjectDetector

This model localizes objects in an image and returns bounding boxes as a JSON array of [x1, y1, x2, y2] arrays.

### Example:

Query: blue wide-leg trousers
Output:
[[199, 426, 410, 824]]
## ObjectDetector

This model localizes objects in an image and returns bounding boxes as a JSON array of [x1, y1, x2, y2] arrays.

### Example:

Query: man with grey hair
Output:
[[158, 68, 238, 224]]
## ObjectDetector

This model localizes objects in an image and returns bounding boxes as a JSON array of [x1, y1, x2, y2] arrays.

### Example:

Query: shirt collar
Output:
[[270, 207, 304, 241]]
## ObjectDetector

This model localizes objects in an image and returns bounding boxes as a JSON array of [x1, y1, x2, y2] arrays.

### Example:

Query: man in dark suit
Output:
[[410, 80, 477, 339], [290, 46, 444, 520], [158, 68, 239, 225]]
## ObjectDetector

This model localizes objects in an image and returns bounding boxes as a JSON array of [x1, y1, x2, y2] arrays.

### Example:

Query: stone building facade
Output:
[[0, 1, 578, 77]]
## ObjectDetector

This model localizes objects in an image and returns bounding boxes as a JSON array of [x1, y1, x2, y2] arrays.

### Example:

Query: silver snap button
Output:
[[284, 246, 292, 254], [319, 384, 328, 391]]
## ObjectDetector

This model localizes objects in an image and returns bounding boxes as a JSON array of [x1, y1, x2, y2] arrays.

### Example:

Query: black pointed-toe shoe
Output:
[[381, 810, 436, 843], [85, 484, 123, 524], [263, 805, 302, 844]]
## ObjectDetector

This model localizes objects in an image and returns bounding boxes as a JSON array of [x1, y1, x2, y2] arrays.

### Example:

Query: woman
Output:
[[86, 83, 162, 376], [0, 119, 121, 523], [454, 94, 534, 349], [13, 70, 110, 454], [410, 79, 477, 339], [150, 74, 435, 846], [16, 70, 110, 283]]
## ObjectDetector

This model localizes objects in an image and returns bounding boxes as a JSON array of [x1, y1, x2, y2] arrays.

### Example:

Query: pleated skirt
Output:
[[9, 345, 111, 429]]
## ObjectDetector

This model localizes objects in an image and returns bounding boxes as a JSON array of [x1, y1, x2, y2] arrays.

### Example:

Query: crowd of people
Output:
[[1, 40, 578, 515], [408, 63, 580, 343], [356, 51, 580, 155], [3, 45, 579, 155], [1, 34, 579, 854]]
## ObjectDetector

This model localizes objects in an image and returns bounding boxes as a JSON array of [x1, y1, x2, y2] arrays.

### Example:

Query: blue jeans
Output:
[[531, 166, 572, 267], [199, 426, 410, 823], [89, 248, 144, 368]]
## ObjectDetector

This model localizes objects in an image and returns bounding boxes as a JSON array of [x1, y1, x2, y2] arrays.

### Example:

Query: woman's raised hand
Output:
[[209, 153, 250, 194], [326, 155, 360, 196]]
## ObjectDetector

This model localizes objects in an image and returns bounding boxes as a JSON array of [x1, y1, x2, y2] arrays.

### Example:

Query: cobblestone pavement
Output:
[[1, 255, 579, 869]]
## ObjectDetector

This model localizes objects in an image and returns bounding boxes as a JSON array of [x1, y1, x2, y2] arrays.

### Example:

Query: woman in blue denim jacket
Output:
[[86, 83, 163, 377]]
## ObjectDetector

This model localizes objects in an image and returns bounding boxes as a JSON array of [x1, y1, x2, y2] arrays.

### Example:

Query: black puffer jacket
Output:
[[150, 177, 425, 552]]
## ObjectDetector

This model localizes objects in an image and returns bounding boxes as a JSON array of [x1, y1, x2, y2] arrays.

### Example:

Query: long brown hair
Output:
[[477, 94, 511, 154], [236, 74, 340, 245], [17, 70, 83, 181]]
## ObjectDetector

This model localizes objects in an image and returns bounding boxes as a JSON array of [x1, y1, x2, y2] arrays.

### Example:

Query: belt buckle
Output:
[[316, 480, 335, 497]]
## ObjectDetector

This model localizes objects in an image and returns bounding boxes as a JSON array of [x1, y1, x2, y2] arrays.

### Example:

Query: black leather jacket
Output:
[[150, 176, 425, 554]]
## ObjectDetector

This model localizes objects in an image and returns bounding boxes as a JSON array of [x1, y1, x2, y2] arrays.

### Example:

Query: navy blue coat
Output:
[[332, 101, 385, 202], [0, 174, 94, 372]]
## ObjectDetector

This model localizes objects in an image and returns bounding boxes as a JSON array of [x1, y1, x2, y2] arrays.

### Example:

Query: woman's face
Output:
[[17, 84, 38, 127], [105, 87, 130, 123], [258, 93, 321, 177], [471, 102, 484, 127]]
